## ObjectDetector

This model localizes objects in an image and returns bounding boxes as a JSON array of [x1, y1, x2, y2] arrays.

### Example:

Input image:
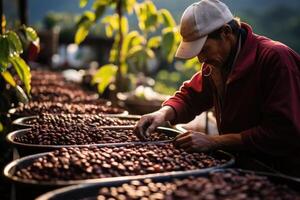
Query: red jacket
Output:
[[164, 23, 300, 168]]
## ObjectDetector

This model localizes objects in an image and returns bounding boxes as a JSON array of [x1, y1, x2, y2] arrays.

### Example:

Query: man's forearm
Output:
[[211, 133, 247, 151], [161, 105, 176, 122]]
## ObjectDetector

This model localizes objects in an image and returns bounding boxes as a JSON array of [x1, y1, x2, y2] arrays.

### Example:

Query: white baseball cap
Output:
[[175, 0, 234, 59]]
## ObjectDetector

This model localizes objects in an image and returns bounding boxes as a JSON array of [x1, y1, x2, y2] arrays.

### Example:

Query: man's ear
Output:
[[221, 24, 232, 38]]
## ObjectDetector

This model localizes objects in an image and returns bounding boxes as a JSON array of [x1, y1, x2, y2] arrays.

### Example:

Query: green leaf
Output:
[[121, 16, 129, 35], [159, 9, 176, 27], [123, 0, 136, 14], [0, 36, 10, 70], [75, 13, 95, 45], [1, 71, 16, 87], [102, 14, 119, 37], [92, 64, 117, 94], [120, 62, 128, 76], [75, 25, 90, 44], [0, 121, 3, 132], [135, 1, 159, 32], [77, 11, 96, 25], [135, 4, 146, 31], [145, 13, 158, 32], [24, 27, 38, 41], [147, 36, 161, 49], [105, 24, 114, 38], [145, 1, 158, 31], [14, 85, 29, 103], [145, 48, 155, 59], [7, 31, 23, 56], [92, 0, 111, 8], [146, 1, 157, 13], [109, 36, 119, 63], [126, 45, 147, 71], [122, 31, 143, 61], [161, 27, 177, 63], [127, 45, 144, 58], [79, 0, 89, 8], [9, 56, 31, 95]]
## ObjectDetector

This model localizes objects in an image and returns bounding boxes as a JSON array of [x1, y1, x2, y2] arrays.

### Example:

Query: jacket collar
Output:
[[226, 23, 259, 84]]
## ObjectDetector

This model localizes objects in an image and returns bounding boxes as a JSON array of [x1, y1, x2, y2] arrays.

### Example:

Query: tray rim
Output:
[[35, 168, 300, 200], [6, 126, 179, 149]]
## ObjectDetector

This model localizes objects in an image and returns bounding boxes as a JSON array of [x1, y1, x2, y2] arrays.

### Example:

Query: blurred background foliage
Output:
[[23, 0, 300, 53], [74, 0, 184, 96], [3, 0, 300, 96]]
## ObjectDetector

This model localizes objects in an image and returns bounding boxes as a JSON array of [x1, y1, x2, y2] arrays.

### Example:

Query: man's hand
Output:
[[133, 106, 175, 141], [173, 131, 218, 152], [173, 131, 245, 152]]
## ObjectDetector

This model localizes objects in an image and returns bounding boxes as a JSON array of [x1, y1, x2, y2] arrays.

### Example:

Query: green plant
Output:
[[0, 17, 39, 96], [75, 0, 180, 94], [0, 10, 40, 108]]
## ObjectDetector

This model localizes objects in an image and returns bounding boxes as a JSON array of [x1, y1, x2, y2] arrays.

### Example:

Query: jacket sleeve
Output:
[[162, 72, 214, 124], [241, 47, 300, 156]]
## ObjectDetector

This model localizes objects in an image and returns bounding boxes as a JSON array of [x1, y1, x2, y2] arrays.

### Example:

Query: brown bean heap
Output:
[[14, 144, 227, 181], [15, 70, 65, 88], [13, 101, 125, 116], [95, 170, 300, 200], [15, 126, 170, 145], [31, 80, 79, 89], [31, 70, 64, 81], [25, 118, 37, 125], [35, 113, 137, 126], [31, 86, 98, 103]]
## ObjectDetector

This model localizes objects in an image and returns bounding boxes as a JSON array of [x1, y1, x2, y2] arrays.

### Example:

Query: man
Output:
[[134, 0, 300, 176]]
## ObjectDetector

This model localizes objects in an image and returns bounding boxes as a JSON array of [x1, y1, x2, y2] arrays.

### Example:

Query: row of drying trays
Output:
[[3, 110, 300, 200]]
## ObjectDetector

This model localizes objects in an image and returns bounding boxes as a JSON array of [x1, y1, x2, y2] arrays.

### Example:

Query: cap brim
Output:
[[175, 35, 207, 59]]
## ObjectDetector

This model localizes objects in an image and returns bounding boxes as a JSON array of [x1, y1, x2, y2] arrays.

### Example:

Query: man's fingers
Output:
[[134, 117, 152, 141], [173, 131, 191, 146], [173, 135, 191, 147], [178, 141, 191, 150], [174, 131, 190, 140], [146, 121, 159, 136]]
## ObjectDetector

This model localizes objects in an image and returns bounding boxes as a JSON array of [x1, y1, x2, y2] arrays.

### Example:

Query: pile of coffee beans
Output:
[[15, 126, 170, 145], [31, 70, 64, 81], [13, 101, 125, 116], [24, 118, 37, 125], [15, 70, 64, 88], [95, 170, 300, 200], [28, 113, 138, 126], [31, 86, 98, 103], [31, 80, 79, 90], [14, 144, 227, 181]]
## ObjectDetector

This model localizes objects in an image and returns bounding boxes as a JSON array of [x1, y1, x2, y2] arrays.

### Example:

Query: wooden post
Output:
[[116, 0, 124, 93], [18, 0, 28, 25], [0, 0, 3, 34]]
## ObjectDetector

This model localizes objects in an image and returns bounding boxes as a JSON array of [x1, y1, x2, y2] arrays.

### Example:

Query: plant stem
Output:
[[116, 0, 124, 92], [18, 0, 28, 25], [0, 0, 3, 34]]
